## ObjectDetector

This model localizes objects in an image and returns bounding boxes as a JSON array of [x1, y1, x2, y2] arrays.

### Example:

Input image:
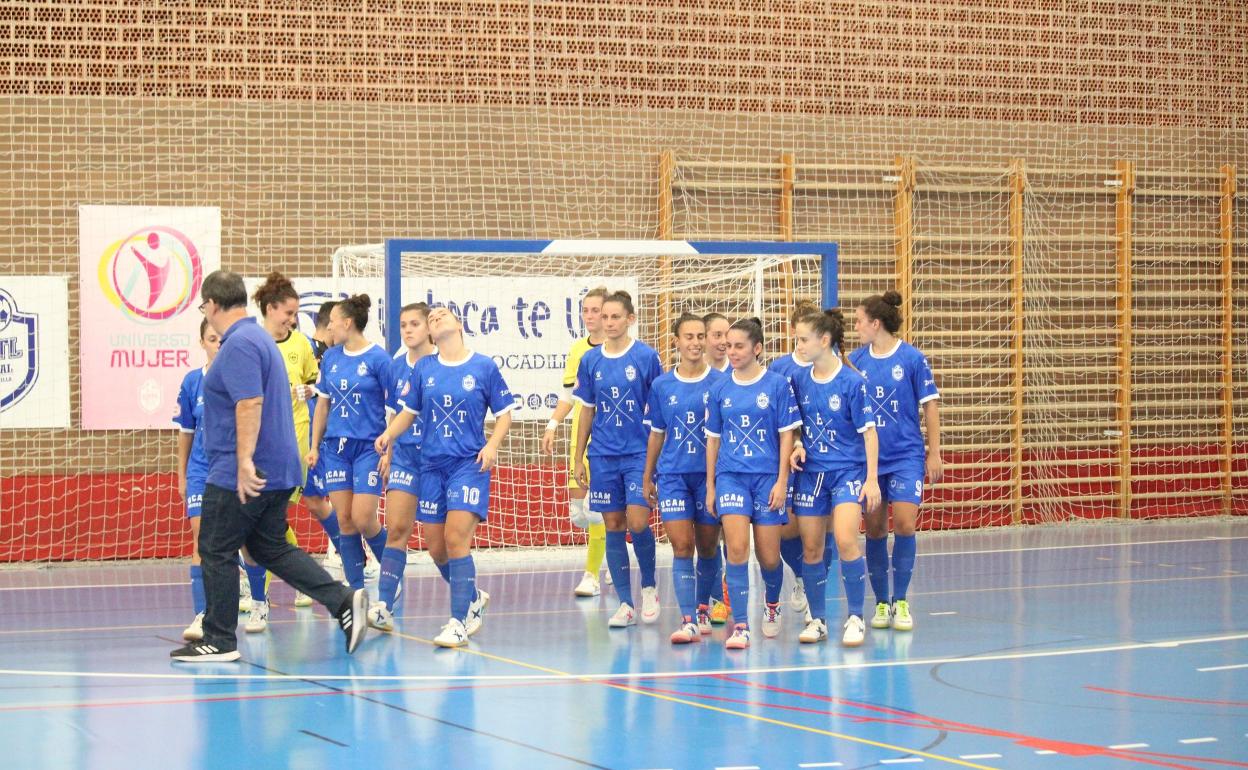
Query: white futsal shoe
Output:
[[182, 613, 204, 642], [670, 617, 701, 644], [363, 557, 380, 582], [465, 589, 490, 636], [696, 605, 713, 635], [761, 602, 783, 638], [870, 601, 892, 629], [790, 577, 809, 614], [891, 600, 914, 632], [294, 590, 314, 607], [842, 615, 866, 647], [640, 586, 661, 624], [244, 601, 269, 633], [238, 573, 252, 613], [323, 548, 344, 582], [434, 618, 469, 648], [608, 603, 636, 628], [367, 601, 394, 631], [725, 623, 751, 650], [799, 618, 828, 644], [574, 571, 601, 597]]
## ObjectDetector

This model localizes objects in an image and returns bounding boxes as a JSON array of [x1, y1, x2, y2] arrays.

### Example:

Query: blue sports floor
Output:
[[1, 517, 1246, 770]]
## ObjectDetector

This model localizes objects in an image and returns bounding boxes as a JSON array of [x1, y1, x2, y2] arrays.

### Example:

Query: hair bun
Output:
[[350, 294, 372, 311], [882, 290, 903, 307]]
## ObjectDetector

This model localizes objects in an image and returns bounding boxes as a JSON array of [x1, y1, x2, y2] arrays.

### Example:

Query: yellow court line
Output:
[[387, 629, 997, 770]]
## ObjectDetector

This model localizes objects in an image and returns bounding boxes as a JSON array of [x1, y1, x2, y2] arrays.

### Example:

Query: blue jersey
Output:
[[388, 349, 428, 451], [848, 340, 939, 466], [173, 367, 209, 481], [646, 366, 727, 475], [572, 339, 664, 458], [706, 369, 802, 475], [791, 362, 875, 471], [315, 343, 392, 441], [401, 351, 515, 466], [768, 351, 813, 385]]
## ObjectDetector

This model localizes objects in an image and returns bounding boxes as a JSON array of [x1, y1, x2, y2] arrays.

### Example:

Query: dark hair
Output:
[[802, 309, 846, 351], [583, 286, 609, 303], [400, 301, 430, 318], [336, 294, 371, 332], [603, 289, 635, 315], [729, 316, 765, 349], [315, 300, 336, 329], [199, 318, 211, 340], [860, 290, 903, 334], [200, 270, 247, 311], [790, 298, 820, 326], [252, 271, 298, 314], [702, 311, 729, 328], [671, 311, 704, 337]]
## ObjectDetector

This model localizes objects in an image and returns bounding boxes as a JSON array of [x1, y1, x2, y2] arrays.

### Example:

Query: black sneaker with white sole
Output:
[[170, 642, 241, 662], [338, 588, 369, 654]]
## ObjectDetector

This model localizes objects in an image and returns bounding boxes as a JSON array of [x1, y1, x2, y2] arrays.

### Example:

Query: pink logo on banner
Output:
[[97, 226, 204, 324]]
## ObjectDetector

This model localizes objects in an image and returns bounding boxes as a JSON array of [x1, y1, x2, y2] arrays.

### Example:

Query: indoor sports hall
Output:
[[1, 2, 1245, 769]]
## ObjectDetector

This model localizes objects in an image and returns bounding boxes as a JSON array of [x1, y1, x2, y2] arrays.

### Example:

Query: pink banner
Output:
[[78, 206, 220, 429]]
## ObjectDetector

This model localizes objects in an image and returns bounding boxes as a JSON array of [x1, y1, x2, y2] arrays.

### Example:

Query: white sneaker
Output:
[[725, 623, 751, 649], [294, 591, 314, 607], [434, 617, 469, 648], [842, 614, 866, 647], [696, 605, 713, 635], [465, 589, 490, 636], [870, 601, 892, 629], [182, 613, 204, 641], [608, 603, 636, 628], [245, 601, 269, 633], [604, 569, 613, 585], [640, 586, 660, 624], [804, 604, 814, 624], [669, 617, 700, 644], [761, 602, 782, 638], [323, 549, 344, 582], [891, 600, 914, 632], [790, 577, 808, 614], [238, 573, 252, 613], [367, 601, 394, 631], [799, 618, 828, 644], [573, 572, 601, 597], [363, 558, 381, 582]]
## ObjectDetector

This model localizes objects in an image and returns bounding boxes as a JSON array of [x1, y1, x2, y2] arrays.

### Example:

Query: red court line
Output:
[[1085, 685, 1248, 708]]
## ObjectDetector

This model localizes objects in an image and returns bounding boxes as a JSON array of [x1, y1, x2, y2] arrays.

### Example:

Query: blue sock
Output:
[[435, 560, 450, 584], [710, 546, 725, 602], [725, 561, 750, 626], [865, 535, 891, 604], [339, 534, 366, 591], [780, 535, 804, 580], [244, 562, 267, 602], [761, 562, 784, 606], [448, 555, 476, 621], [630, 526, 657, 589], [672, 556, 696, 619], [366, 526, 389, 567], [379, 546, 406, 607], [841, 557, 867, 618], [605, 530, 634, 607], [189, 565, 205, 615], [892, 534, 916, 601], [695, 553, 719, 608], [803, 559, 828, 621], [318, 513, 342, 554], [823, 531, 836, 571]]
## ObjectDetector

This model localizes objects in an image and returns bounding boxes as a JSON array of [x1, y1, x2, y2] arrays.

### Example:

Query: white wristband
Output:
[[546, 419, 559, 432]]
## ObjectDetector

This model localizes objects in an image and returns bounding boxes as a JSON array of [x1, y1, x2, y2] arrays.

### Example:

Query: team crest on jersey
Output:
[[723, 397, 732, 408], [594, 371, 602, 380], [357, 362, 368, 377], [462, 374, 476, 391], [426, 376, 436, 386], [892, 364, 904, 381], [828, 394, 842, 411], [624, 365, 637, 382], [755, 392, 769, 409]]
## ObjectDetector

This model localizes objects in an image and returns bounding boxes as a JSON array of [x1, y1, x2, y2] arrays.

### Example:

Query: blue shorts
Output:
[[880, 458, 926, 506], [793, 466, 867, 516], [657, 472, 715, 526], [185, 477, 205, 519], [323, 437, 384, 496], [418, 457, 490, 522], [304, 444, 328, 498], [587, 454, 648, 512], [715, 471, 787, 526], [387, 442, 422, 496]]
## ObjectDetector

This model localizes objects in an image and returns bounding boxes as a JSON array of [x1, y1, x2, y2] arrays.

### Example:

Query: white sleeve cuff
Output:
[[919, 394, 940, 404], [856, 421, 876, 433]]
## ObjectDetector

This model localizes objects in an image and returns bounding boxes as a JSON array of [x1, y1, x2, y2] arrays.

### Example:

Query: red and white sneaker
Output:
[[696, 604, 713, 635]]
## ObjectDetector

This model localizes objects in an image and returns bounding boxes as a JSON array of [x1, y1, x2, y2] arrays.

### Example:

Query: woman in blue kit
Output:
[[848, 290, 942, 634], [376, 306, 513, 647], [572, 290, 665, 630], [174, 318, 221, 642], [367, 302, 434, 631], [790, 309, 881, 646], [642, 312, 727, 644], [705, 318, 802, 650], [307, 294, 391, 594]]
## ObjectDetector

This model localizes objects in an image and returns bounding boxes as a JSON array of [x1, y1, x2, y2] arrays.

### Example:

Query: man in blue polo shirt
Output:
[[170, 270, 369, 662]]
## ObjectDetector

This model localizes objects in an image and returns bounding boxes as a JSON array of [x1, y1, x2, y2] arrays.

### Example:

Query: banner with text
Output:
[[0, 277, 70, 428], [79, 206, 221, 429]]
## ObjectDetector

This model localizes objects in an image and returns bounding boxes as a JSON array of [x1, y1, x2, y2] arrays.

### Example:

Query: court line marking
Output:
[[1109, 744, 1150, 750], [880, 759, 924, 764], [1178, 737, 1217, 744], [1, 630, 1245, 683], [958, 756, 1002, 761], [2, 533, 1243, 592], [798, 763, 844, 768], [1034, 749, 1058, 755], [1196, 663, 1248, 672]]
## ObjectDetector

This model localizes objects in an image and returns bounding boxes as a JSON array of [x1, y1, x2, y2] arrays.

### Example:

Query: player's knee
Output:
[[387, 523, 413, 547], [803, 542, 824, 563]]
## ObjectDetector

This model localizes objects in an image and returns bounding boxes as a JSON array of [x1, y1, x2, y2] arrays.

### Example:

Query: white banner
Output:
[[0, 277, 70, 428], [78, 206, 221, 429], [243, 275, 637, 420]]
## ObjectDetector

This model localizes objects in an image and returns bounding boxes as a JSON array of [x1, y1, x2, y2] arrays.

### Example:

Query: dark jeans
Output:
[[199, 483, 352, 650]]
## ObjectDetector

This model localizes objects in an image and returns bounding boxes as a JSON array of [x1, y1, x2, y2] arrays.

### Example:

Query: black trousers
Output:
[[198, 483, 352, 650]]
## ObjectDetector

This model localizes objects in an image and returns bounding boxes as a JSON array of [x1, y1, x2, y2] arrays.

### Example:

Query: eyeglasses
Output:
[[198, 300, 209, 314]]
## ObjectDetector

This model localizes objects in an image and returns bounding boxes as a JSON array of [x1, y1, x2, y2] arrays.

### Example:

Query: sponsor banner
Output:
[[79, 206, 220, 429], [0, 277, 70, 428]]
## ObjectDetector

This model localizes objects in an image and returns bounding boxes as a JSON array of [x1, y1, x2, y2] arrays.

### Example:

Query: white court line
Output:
[[1108, 743, 1149, 749], [1178, 737, 1217, 744], [1158, 563, 1176, 568], [0, 581, 185, 592], [715, 766, 760, 770], [1096, 556, 1113, 561], [928, 611, 958, 616], [799, 763, 844, 768], [880, 759, 924, 764], [0, 631, 1244, 683], [1196, 663, 1248, 672], [1035, 749, 1058, 755], [959, 755, 1002, 761]]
